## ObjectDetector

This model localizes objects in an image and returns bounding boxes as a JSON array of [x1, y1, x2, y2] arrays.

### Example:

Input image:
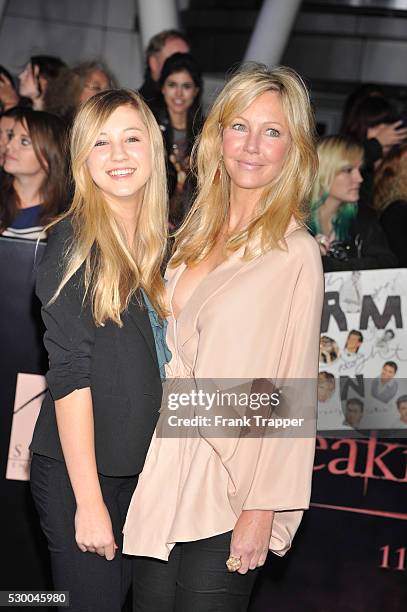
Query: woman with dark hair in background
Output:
[[139, 29, 190, 105], [340, 83, 385, 129], [374, 143, 407, 266], [18, 55, 66, 111], [341, 94, 406, 158], [44, 61, 116, 123], [0, 107, 69, 239], [340, 93, 407, 208], [152, 52, 204, 228], [309, 135, 396, 271]]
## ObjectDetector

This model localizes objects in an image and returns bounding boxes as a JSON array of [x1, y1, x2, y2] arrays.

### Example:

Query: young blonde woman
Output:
[[309, 135, 396, 271], [123, 65, 324, 611], [29, 89, 169, 612]]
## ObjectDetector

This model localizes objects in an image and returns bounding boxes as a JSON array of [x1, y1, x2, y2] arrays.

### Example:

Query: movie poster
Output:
[[317, 269, 407, 433]]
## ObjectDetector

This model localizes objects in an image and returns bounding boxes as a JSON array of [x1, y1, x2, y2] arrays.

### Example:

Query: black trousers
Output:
[[132, 531, 261, 612], [30, 453, 138, 612]]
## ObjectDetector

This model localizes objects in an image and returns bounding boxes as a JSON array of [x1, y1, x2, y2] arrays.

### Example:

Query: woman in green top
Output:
[[309, 135, 396, 271]]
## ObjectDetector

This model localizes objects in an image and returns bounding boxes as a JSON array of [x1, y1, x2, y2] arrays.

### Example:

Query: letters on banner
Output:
[[318, 269, 407, 432]]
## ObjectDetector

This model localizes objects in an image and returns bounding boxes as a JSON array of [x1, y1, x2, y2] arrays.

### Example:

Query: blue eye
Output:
[[265, 128, 280, 137], [231, 123, 246, 132]]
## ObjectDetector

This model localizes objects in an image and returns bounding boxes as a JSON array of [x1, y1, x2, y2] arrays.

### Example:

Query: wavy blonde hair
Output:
[[311, 136, 363, 203], [51, 89, 168, 325], [171, 63, 318, 267], [374, 144, 407, 213]]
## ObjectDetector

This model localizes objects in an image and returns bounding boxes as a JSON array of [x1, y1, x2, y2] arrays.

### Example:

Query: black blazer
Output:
[[30, 218, 162, 477]]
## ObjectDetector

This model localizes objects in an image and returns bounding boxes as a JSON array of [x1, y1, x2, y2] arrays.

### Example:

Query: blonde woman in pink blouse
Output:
[[124, 64, 324, 611]]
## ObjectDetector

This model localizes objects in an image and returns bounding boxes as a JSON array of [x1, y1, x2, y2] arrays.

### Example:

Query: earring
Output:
[[215, 156, 223, 183]]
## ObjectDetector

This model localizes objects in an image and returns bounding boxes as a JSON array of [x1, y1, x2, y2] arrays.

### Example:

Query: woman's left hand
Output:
[[229, 509, 274, 574]]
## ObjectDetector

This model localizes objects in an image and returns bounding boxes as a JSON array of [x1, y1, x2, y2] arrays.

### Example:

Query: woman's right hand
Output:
[[315, 234, 329, 256], [368, 121, 407, 151], [74, 501, 118, 560]]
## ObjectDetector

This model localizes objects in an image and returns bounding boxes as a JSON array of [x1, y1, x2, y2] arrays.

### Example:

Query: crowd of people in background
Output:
[[1, 28, 407, 269]]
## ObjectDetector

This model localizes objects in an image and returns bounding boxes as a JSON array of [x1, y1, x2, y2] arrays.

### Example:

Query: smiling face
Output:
[[161, 70, 198, 118], [330, 161, 363, 204], [86, 104, 152, 210], [222, 91, 291, 201], [3, 119, 46, 182], [381, 364, 396, 382]]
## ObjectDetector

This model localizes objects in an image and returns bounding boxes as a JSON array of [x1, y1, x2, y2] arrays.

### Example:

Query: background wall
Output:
[[0, 0, 143, 88], [284, 10, 407, 86], [1, 0, 407, 133]]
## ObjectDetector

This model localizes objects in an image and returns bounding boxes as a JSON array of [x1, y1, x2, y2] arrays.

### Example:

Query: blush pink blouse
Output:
[[123, 220, 324, 560]]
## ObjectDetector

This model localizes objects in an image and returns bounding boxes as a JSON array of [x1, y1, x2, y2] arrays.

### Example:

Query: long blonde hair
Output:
[[171, 63, 318, 267], [51, 89, 168, 325]]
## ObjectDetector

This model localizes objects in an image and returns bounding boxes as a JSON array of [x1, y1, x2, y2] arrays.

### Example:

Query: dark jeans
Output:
[[133, 531, 261, 612], [30, 453, 138, 612]]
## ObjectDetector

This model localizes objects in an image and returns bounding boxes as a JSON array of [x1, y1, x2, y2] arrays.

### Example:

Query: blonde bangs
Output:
[[51, 89, 168, 325], [171, 64, 318, 267], [312, 136, 363, 202]]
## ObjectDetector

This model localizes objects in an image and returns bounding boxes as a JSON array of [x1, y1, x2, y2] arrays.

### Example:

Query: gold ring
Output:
[[226, 555, 242, 572]]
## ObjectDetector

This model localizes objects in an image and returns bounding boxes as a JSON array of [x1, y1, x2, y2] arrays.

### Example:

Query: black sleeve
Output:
[[363, 138, 383, 167], [358, 139, 383, 210], [35, 219, 96, 401], [380, 200, 407, 267], [356, 209, 398, 270]]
